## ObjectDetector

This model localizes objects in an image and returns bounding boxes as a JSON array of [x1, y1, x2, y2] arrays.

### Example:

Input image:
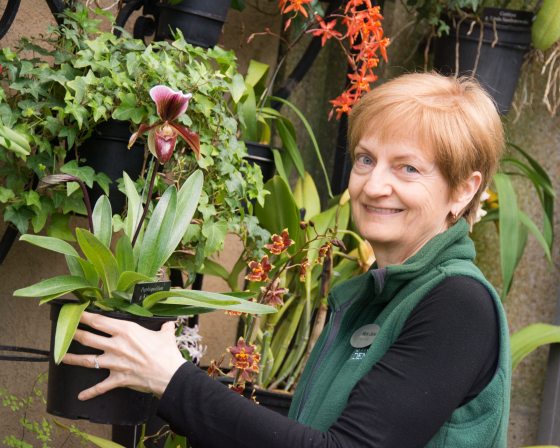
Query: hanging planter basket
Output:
[[46, 301, 175, 425], [155, 0, 231, 48], [244, 141, 275, 183], [77, 119, 145, 213], [433, 8, 533, 115]]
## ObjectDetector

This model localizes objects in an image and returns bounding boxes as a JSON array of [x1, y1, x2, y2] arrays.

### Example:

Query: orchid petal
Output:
[[154, 126, 177, 164], [39, 174, 81, 188], [128, 123, 156, 149], [149, 85, 192, 122], [170, 123, 200, 160]]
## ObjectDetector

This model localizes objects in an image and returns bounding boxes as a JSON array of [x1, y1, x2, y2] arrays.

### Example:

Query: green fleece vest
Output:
[[289, 219, 511, 447]]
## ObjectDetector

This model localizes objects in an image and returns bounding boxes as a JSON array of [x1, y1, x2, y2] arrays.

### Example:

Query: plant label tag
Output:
[[482, 8, 533, 27], [132, 281, 171, 304], [350, 324, 380, 348]]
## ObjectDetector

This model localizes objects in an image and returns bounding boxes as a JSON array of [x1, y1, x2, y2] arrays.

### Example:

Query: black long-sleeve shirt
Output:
[[158, 275, 498, 448]]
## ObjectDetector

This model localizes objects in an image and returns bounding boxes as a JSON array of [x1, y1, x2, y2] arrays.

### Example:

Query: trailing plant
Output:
[[0, 6, 267, 272]]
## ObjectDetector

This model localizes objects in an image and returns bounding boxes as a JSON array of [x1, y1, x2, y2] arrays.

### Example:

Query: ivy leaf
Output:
[[61, 160, 96, 188], [4, 205, 32, 234], [201, 219, 228, 257], [113, 92, 146, 124], [0, 187, 15, 203], [47, 214, 75, 242]]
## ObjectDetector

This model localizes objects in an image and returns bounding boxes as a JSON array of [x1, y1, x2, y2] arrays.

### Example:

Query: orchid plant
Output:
[[13, 85, 276, 364], [0, 7, 267, 271], [203, 174, 372, 393], [278, 0, 390, 119]]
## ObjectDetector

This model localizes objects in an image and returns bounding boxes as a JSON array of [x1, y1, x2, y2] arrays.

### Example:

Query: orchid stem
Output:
[[77, 181, 94, 233], [132, 161, 158, 247]]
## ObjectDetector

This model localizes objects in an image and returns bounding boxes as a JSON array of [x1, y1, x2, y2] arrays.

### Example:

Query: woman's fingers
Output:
[[63, 352, 102, 368], [73, 329, 111, 351], [77, 375, 121, 401], [80, 311, 130, 335]]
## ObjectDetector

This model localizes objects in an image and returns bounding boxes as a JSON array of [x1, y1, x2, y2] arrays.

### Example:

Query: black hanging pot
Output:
[[46, 301, 174, 425], [216, 375, 292, 416], [433, 8, 533, 115], [155, 0, 232, 48], [78, 119, 145, 213], [244, 141, 275, 183]]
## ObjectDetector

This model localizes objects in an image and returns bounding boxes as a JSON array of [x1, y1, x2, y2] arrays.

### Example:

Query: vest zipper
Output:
[[294, 299, 354, 420]]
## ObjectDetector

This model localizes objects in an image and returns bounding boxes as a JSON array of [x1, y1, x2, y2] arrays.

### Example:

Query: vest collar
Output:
[[330, 219, 475, 308]]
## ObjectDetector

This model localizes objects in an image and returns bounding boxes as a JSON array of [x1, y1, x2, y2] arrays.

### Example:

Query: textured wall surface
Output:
[[0, 0, 281, 443], [2, 0, 559, 446]]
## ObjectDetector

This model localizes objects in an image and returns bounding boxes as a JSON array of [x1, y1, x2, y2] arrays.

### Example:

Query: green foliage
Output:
[[511, 323, 560, 370], [480, 143, 555, 299], [0, 6, 266, 262], [14, 171, 275, 362]]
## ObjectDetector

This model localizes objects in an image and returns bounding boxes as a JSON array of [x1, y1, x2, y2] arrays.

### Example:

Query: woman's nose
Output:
[[362, 166, 392, 197]]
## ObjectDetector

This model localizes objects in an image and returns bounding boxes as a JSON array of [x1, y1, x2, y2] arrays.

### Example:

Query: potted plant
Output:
[[154, 0, 232, 47], [197, 172, 371, 414], [403, 0, 560, 114], [12, 84, 276, 425], [0, 6, 268, 271]]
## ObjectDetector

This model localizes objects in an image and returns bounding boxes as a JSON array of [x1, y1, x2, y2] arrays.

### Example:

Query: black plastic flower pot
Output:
[[244, 141, 275, 183], [155, 0, 231, 48], [78, 119, 145, 213], [216, 375, 292, 416], [433, 8, 533, 115], [46, 301, 175, 425]]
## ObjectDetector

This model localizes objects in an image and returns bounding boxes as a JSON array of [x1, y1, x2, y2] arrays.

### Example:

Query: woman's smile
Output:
[[362, 205, 404, 215]]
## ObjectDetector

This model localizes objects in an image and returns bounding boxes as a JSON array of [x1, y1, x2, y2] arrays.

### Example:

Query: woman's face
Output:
[[348, 135, 462, 265]]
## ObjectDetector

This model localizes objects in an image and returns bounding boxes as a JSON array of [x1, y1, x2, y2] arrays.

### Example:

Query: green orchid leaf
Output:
[[272, 148, 289, 185], [75, 228, 119, 296], [19, 234, 79, 258], [143, 289, 275, 315], [238, 87, 258, 141], [511, 323, 560, 370], [65, 254, 85, 278], [13, 275, 94, 298], [198, 258, 231, 281], [270, 95, 333, 198], [123, 172, 142, 240], [54, 419, 125, 448], [167, 170, 203, 258], [137, 186, 178, 277], [116, 271, 154, 292], [275, 119, 305, 179], [293, 172, 321, 220], [245, 59, 269, 88], [0, 125, 31, 158], [230, 73, 246, 104], [92, 195, 112, 248], [115, 234, 135, 273], [78, 258, 99, 286], [518, 211, 552, 263], [54, 301, 90, 364], [494, 173, 524, 299], [255, 176, 304, 250]]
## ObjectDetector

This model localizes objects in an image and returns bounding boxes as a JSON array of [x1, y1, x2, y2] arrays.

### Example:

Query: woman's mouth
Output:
[[364, 205, 404, 215]]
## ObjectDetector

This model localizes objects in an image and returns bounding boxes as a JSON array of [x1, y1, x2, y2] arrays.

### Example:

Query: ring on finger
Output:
[[93, 355, 100, 369]]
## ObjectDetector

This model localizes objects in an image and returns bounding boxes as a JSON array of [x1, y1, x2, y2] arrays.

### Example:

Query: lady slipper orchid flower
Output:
[[128, 85, 200, 164]]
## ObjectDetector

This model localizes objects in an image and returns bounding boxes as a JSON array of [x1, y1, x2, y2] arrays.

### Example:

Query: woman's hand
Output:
[[62, 311, 186, 401]]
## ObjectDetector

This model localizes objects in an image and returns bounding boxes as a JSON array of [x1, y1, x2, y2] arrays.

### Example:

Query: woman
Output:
[[64, 72, 510, 447]]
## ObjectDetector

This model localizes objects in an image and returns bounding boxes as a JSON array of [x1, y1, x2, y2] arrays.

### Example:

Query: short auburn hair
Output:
[[348, 72, 504, 225]]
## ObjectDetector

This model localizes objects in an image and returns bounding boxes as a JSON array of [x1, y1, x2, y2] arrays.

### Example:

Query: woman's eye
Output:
[[404, 165, 419, 174], [356, 155, 373, 166]]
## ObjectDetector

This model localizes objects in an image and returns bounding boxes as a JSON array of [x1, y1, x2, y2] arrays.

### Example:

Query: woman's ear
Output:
[[451, 171, 483, 214]]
